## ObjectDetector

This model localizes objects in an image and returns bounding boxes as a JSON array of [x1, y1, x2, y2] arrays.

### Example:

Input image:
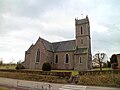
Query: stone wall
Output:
[[53, 51, 74, 70], [24, 39, 48, 69], [74, 54, 88, 71]]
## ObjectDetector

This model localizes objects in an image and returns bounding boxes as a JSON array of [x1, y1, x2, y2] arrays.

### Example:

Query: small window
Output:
[[35, 49, 40, 63], [81, 27, 83, 34], [81, 39, 83, 44], [65, 54, 69, 63], [79, 57, 82, 64], [55, 55, 58, 63]]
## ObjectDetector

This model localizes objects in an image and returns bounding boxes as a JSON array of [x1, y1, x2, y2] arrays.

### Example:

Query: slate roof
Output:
[[26, 44, 34, 54], [41, 38, 87, 54], [27, 37, 87, 54], [41, 38, 76, 52], [42, 39, 53, 51], [52, 40, 75, 52]]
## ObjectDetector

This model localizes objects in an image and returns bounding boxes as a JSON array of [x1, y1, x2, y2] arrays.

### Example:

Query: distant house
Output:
[[92, 59, 100, 68], [92, 58, 104, 68], [116, 54, 120, 69], [23, 16, 92, 71]]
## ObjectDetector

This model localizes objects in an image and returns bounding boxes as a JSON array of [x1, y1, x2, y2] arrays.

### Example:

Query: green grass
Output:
[[78, 73, 120, 87], [0, 65, 16, 69], [0, 72, 68, 84], [52, 70, 79, 76], [0, 87, 10, 90], [93, 68, 111, 71]]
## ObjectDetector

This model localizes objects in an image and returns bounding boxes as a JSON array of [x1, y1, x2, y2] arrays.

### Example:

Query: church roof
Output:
[[26, 44, 34, 54], [27, 37, 87, 54], [33, 37, 76, 52], [52, 40, 75, 52], [42, 39, 53, 51]]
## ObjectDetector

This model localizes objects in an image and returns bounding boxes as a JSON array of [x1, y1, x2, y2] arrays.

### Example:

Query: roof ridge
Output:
[[52, 39, 75, 44]]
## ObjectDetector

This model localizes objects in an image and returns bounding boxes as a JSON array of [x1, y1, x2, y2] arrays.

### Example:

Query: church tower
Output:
[[74, 15, 92, 71], [75, 15, 91, 52]]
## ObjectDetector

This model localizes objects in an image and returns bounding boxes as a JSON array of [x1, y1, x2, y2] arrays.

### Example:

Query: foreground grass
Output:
[[78, 73, 120, 87], [0, 87, 10, 90], [0, 71, 68, 84], [0, 69, 120, 87]]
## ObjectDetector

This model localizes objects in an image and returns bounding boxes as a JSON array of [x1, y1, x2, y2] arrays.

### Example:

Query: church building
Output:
[[23, 16, 92, 71]]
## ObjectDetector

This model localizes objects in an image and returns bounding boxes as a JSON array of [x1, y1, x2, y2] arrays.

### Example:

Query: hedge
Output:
[[79, 70, 120, 76]]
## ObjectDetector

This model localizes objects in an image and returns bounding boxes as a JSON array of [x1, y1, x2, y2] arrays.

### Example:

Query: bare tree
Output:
[[0, 58, 3, 65], [93, 52, 106, 71]]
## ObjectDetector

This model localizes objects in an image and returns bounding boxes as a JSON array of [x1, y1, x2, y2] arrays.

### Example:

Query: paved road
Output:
[[0, 77, 119, 90]]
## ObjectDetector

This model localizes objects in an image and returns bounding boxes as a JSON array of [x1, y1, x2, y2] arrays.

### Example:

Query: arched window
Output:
[[81, 26, 83, 34], [55, 55, 58, 63], [79, 57, 82, 64], [65, 54, 69, 63], [35, 49, 40, 63], [81, 39, 83, 44]]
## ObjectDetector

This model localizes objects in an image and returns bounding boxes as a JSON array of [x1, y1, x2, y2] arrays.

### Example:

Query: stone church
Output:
[[23, 16, 92, 71]]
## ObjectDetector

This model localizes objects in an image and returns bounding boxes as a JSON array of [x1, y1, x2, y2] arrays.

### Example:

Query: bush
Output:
[[16, 64, 25, 70], [111, 63, 118, 69], [42, 63, 51, 71]]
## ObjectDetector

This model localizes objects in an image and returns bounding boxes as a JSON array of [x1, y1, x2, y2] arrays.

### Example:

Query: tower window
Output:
[[81, 39, 83, 44], [35, 49, 40, 63], [65, 54, 69, 63], [81, 26, 83, 34], [55, 55, 58, 63], [79, 57, 82, 64]]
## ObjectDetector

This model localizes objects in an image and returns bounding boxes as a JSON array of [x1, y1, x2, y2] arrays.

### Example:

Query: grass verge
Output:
[[52, 70, 78, 76], [0, 87, 10, 90], [0, 71, 68, 84], [77, 73, 120, 87]]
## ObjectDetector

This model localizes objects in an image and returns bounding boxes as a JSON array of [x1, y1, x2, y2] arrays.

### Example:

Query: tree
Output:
[[16, 60, 25, 70], [0, 58, 3, 65], [110, 54, 118, 69], [93, 52, 106, 71], [107, 61, 111, 68]]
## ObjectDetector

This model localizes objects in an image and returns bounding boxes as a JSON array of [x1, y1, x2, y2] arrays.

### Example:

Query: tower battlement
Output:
[[75, 15, 89, 25]]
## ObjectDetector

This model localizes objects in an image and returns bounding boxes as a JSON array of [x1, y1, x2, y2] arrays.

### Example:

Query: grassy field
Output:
[[0, 87, 10, 90], [78, 73, 120, 87], [0, 65, 16, 69]]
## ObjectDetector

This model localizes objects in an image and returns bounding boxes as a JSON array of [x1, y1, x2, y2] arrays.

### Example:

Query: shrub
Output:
[[16, 64, 25, 70], [42, 63, 51, 71]]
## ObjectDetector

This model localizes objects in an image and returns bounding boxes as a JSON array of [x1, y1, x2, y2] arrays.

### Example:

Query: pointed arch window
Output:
[[81, 26, 83, 34], [81, 39, 83, 44], [55, 54, 58, 63], [35, 49, 40, 63], [79, 57, 82, 64], [65, 54, 69, 63]]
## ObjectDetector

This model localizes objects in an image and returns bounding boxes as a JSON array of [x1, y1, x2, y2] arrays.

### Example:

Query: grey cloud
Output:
[[1, 0, 66, 18], [92, 23, 120, 57], [1, 0, 120, 62]]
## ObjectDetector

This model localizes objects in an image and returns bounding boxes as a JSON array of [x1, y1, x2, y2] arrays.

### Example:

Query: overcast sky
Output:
[[0, 0, 120, 63]]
